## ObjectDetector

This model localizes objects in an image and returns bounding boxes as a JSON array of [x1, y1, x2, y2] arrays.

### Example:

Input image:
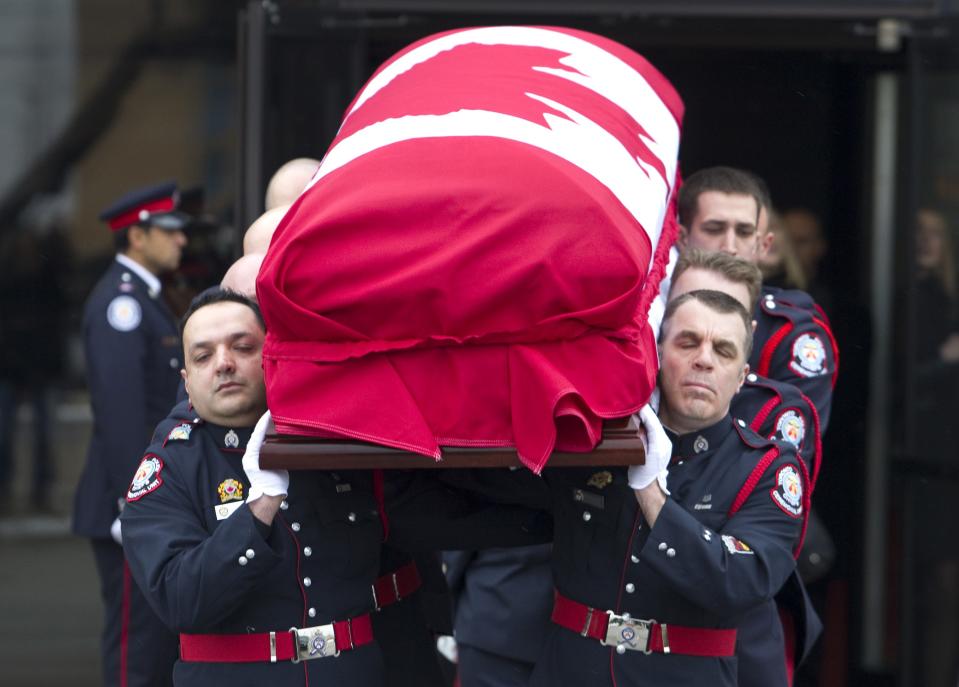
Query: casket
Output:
[[257, 26, 683, 472]]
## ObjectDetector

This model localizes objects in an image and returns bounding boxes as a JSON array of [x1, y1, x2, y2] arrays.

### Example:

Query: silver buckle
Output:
[[289, 624, 340, 662], [602, 613, 655, 654]]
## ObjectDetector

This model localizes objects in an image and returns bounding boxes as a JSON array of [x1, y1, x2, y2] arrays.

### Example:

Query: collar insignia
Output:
[[224, 429, 240, 448], [693, 435, 709, 454]]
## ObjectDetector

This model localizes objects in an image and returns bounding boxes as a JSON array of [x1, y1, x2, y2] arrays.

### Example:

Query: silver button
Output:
[[582, 511, 592, 522], [245, 548, 255, 558], [621, 612, 632, 621], [625, 583, 635, 593], [703, 531, 712, 542], [280, 501, 289, 511], [658, 542, 667, 551], [303, 546, 312, 557], [630, 554, 639, 564], [737, 419, 746, 428], [238, 556, 248, 566], [767, 300, 777, 309], [666, 548, 676, 558], [677, 460, 684, 466], [347, 512, 357, 523], [308, 607, 316, 618], [747, 373, 757, 382], [303, 577, 312, 587], [291, 522, 301, 532], [169, 358, 179, 369], [616, 644, 627, 655], [573, 489, 584, 502]]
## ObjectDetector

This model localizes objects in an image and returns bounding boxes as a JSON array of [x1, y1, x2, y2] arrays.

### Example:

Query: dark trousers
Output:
[[90, 538, 178, 687], [458, 644, 536, 687]]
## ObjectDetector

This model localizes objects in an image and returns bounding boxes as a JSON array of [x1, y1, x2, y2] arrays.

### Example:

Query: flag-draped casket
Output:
[[256, 26, 683, 473]]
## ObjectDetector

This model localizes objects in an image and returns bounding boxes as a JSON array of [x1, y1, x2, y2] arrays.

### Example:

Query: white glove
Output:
[[628, 404, 672, 494], [243, 411, 289, 502], [110, 517, 123, 545]]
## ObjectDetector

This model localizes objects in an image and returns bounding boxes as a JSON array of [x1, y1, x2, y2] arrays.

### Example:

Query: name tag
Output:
[[214, 501, 243, 521]]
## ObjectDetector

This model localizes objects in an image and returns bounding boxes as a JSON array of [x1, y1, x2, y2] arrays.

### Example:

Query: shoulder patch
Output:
[[789, 333, 827, 378], [771, 409, 806, 449], [167, 423, 193, 442], [722, 534, 754, 555], [770, 464, 803, 518], [127, 455, 164, 502], [107, 295, 142, 332]]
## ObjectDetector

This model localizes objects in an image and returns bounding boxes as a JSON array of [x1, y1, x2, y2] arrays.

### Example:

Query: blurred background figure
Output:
[[781, 208, 831, 312], [758, 208, 808, 291]]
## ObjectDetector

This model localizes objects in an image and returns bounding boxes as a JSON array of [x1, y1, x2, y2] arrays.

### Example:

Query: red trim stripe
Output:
[[108, 197, 176, 231], [757, 322, 793, 378]]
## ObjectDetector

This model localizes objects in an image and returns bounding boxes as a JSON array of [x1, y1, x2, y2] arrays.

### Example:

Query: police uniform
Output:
[[530, 415, 806, 687], [751, 286, 838, 431], [73, 183, 191, 687], [121, 405, 549, 687], [731, 374, 823, 687]]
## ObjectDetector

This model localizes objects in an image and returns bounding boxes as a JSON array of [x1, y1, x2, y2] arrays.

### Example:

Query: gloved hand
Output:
[[628, 404, 672, 494], [243, 410, 289, 502], [110, 517, 122, 545]]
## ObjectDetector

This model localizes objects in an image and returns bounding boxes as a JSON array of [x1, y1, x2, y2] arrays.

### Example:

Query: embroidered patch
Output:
[[789, 333, 827, 378], [107, 295, 141, 332], [127, 455, 163, 502], [217, 479, 244, 503], [587, 471, 613, 489], [167, 423, 193, 442], [772, 409, 806, 449], [722, 535, 754, 555], [214, 501, 243, 521], [224, 429, 239, 448], [771, 464, 803, 518]]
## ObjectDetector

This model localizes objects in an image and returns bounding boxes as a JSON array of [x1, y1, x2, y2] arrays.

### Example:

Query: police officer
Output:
[[530, 290, 806, 686], [73, 181, 191, 687], [676, 167, 838, 430], [669, 249, 822, 685], [120, 289, 549, 686]]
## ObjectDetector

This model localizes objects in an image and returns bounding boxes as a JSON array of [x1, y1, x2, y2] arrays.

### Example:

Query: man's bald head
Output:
[[243, 205, 289, 255], [264, 157, 320, 211], [221, 253, 264, 300]]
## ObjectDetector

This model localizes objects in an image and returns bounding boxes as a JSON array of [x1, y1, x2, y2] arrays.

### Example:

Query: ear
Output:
[[127, 225, 148, 249], [677, 224, 689, 249], [751, 319, 758, 334], [736, 363, 749, 393], [180, 368, 190, 398], [759, 229, 775, 259]]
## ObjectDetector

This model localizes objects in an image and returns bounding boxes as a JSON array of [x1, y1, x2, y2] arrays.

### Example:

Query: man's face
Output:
[[182, 301, 266, 427], [658, 299, 748, 434], [681, 191, 763, 261], [138, 226, 187, 274], [670, 266, 753, 313]]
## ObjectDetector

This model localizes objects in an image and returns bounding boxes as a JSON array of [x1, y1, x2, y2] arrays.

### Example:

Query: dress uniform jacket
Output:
[[751, 286, 838, 432], [530, 415, 805, 687], [731, 375, 823, 686], [74, 258, 182, 537], [121, 405, 550, 687]]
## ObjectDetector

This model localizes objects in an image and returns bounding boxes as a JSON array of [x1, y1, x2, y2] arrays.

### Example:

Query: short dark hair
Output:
[[179, 287, 265, 339], [114, 226, 131, 252], [678, 166, 766, 227], [672, 248, 763, 313], [660, 289, 753, 360]]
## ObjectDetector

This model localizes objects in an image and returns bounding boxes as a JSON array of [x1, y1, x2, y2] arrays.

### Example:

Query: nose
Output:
[[720, 230, 737, 255], [691, 343, 715, 370], [213, 346, 236, 374], [172, 230, 187, 247]]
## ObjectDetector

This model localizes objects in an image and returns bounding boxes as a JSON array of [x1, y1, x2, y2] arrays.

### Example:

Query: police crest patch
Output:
[[107, 295, 142, 332], [167, 423, 193, 442], [721, 535, 754, 555], [127, 455, 163, 502], [587, 471, 613, 489], [772, 409, 806, 449], [217, 479, 244, 503], [770, 464, 803, 518], [789, 333, 827, 378]]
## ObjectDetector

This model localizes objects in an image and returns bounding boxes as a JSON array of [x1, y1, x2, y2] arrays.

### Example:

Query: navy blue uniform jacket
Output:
[[530, 416, 805, 687], [74, 259, 181, 537]]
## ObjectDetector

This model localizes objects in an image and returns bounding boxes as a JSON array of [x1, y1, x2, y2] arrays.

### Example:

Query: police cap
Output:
[[99, 181, 193, 232]]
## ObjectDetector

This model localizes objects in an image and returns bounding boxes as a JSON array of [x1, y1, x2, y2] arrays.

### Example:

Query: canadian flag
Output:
[[257, 26, 683, 472]]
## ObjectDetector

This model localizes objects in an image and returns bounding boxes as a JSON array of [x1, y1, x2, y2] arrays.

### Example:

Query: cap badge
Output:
[[587, 471, 613, 489], [224, 430, 239, 448], [217, 478, 244, 503]]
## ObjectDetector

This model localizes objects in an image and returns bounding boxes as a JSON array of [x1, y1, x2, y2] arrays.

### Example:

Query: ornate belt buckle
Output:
[[290, 624, 340, 662], [603, 613, 654, 654]]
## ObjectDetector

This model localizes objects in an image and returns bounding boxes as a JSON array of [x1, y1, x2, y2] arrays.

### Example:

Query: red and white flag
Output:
[[257, 26, 683, 472]]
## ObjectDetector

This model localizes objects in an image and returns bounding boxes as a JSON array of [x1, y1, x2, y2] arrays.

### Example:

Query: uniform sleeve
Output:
[[385, 471, 553, 552], [120, 454, 284, 632], [85, 302, 153, 498], [768, 319, 837, 432], [635, 457, 803, 618]]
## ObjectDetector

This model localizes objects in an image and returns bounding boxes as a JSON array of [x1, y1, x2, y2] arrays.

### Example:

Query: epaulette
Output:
[[731, 417, 780, 452]]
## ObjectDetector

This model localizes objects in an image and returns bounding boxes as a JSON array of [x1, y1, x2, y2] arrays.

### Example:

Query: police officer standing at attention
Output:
[[73, 182, 192, 687]]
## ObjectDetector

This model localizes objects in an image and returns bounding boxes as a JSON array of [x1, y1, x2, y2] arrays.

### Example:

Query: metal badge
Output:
[[587, 471, 613, 489], [693, 435, 709, 454], [224, 430, 239, 448]]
